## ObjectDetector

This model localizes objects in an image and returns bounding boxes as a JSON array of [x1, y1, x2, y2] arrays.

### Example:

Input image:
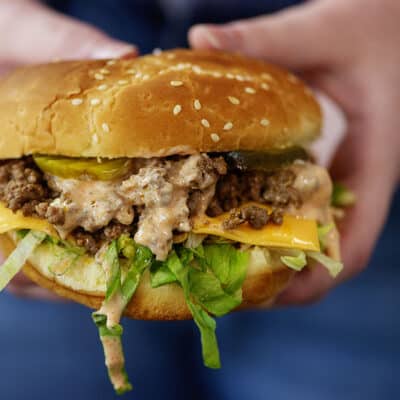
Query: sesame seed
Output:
[[243, 75, 252, 82], [173, 104, 182, 115], [71, 98, 83, 106], [102, 123, 110, 133], [106, 60, 116, 66], [228, 96, 240, 105], [97, 84, 108, 91], [92, 134, 99, 145], [126, 69, 136, 75], [94, 73, 104, 80], [261, 73, 273, 81], [261, 82, 270, 90], [194, 99, 202, 110], [212, 71, 222, 78], [176, 63, 186, 71], [201, 119, 210, 128], [153, 48, 162, 55], [260, 119, 270, 127], [170, 80, 183, 87], [245, 87, 256, 94], [210, 133, 220, 142], [192, 65, 202, 74], [223, 122, 233, 131], [100, 68, 110, 75], [118, 80, 128, 85], [134, 72, 143, 79], [90, 98, 101, 106], [236, 75, 244, 81], [142, 74, 150, 80], [226, 73, 234, 79]]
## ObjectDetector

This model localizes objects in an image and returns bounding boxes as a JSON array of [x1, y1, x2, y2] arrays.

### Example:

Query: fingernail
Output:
[[90, 43, 137, 59], [194, 25, 223, 49]]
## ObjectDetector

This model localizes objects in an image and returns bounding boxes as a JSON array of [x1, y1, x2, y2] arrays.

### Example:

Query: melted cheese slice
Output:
[[193, 203, 320, 252], [0, 202, 319, 252], [0, 203, 58, 237]]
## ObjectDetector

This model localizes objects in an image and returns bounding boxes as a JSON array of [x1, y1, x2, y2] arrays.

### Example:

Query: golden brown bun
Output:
[[0, 49, 321, 159], [0, 234, 293, 320]]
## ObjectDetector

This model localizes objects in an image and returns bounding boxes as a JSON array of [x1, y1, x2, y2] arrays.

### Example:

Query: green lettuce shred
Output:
[[151, 244, 249, 369], [280, 248, 343, 278], [332, 182, 356, 207], [317, 223, 334, 251], [0, 230, 46, 291], [307, 251, 343, 278], [280, 250, 307, 271], [92, 237, 153, 394]]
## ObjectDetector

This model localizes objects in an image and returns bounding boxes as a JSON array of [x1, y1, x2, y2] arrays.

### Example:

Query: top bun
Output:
[[0, 49, 321, 159]]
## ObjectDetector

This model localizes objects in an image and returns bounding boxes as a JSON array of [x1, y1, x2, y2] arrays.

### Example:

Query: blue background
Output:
[[2, 1, 399, 399]]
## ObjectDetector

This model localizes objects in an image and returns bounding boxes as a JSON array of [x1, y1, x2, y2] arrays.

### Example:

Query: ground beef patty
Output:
[[0, 156, 302, 254], [0, 158, 51, 216], [207, 169, 302, 219]]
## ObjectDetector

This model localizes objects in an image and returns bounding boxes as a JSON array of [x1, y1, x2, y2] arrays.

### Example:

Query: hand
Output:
[[189, 0, 400, 305], [1, 0, 136, 299], [0, 0, 136, 75]]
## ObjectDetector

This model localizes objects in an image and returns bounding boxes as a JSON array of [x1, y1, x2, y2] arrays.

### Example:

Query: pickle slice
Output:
[[225, 147, 309, 171], [33, 155, 131, 180]]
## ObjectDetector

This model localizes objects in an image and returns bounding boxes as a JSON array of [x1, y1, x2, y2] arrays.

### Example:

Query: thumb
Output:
[[189, 1, 337, 70], [1, 1, 136, 65]]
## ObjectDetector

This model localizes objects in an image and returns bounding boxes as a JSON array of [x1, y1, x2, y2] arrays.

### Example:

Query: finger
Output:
[[189, 1, 339, 70], [0, 1, 137, 65], [277, 123, 397, 306]]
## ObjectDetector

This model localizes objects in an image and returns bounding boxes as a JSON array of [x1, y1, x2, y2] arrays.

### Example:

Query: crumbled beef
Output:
[[241, 205, 270, 229], [46, 204, 65, 225], [35, 201, 50, 218], [208, 168, 302, 221], [103, 222, 132, 240], [0, 158, 50, 213], [222, 208, 243, 230], [203, 156, 227, 176], [73, 229, 101, 255], [222, 205, 270, 230]]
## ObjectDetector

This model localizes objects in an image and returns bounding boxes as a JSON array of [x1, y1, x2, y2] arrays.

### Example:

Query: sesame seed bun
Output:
[[0, 49, 321, 159], [0, 234, 293, 320]]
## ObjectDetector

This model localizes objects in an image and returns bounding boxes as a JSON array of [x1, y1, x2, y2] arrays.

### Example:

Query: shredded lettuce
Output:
[[0, 230, 46, 291], [152, 244, 249, 369], [163, 250, 222, 368], [280, 250, 307, 271], [92, 238, 153, 394], [150, 261, 178, 288], [307, 251, 343, 278], [332, 182, 356, 207], [317, 223, 334, 251]]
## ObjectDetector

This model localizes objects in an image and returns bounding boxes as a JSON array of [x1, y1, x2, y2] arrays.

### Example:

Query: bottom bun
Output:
[[0, 234, 294, 320]]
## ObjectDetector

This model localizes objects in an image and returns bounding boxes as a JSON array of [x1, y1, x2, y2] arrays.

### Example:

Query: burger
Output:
[[0, 49, 344, 393]]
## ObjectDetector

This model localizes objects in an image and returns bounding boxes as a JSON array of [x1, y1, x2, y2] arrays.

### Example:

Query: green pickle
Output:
[[225, 147, 309, 171], [33, 155, 131, 180]]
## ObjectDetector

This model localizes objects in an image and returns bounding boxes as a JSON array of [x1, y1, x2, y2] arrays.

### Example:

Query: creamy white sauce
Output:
[[46, 154, 220, 260], [288, 161, 341, 259], [48, 177, 134, 238]]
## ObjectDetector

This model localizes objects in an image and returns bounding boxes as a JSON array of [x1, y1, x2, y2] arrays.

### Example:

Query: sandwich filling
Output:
[[0, 150, 345, 394], [0, 153, 339, 260]]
